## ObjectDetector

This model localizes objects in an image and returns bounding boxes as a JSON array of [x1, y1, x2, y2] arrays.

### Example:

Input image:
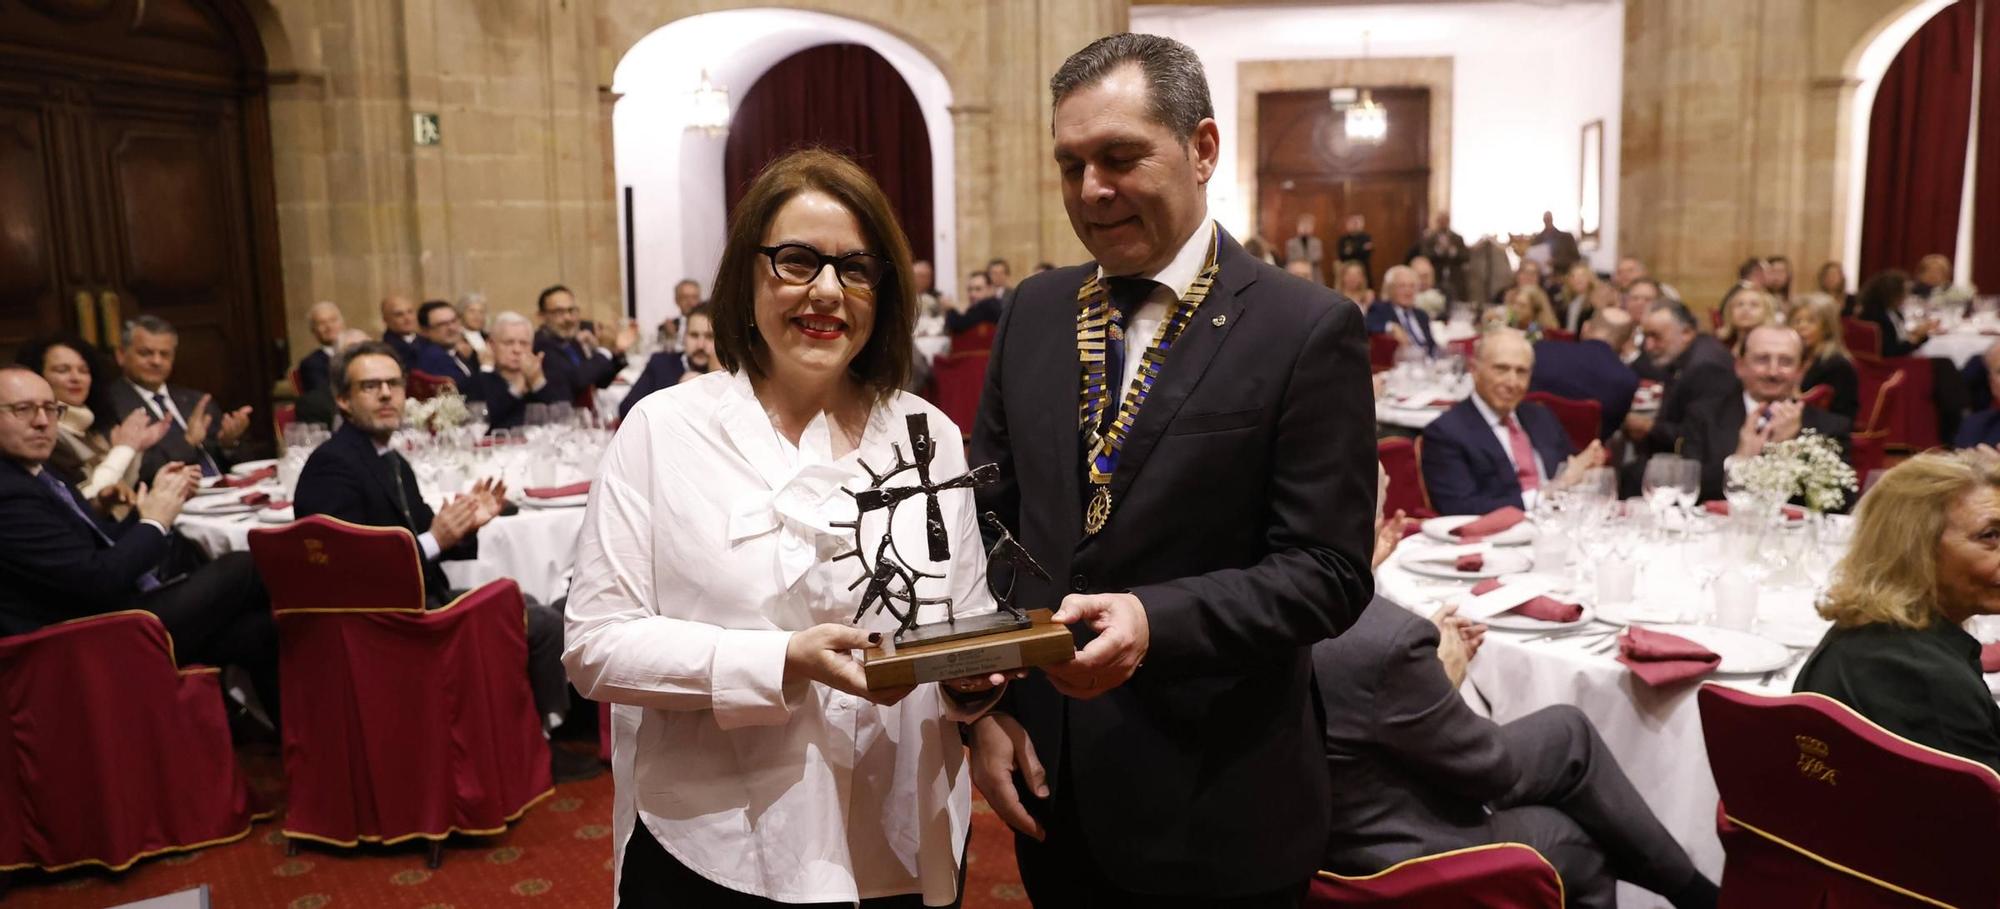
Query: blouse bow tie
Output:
[[726, 462, 859, 588]]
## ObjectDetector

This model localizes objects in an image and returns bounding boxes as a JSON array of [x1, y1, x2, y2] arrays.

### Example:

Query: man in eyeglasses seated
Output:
[[1676, 323, 1852, 506], [532, 284, 636, 407], [465, 311, 567, 432], [0, 366, 279, 721]]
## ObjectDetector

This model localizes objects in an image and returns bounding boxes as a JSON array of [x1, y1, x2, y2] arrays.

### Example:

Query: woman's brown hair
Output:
[[709, 148, 915, 405]]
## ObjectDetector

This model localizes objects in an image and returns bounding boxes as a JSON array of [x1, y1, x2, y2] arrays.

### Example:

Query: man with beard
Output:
[[617, 304, 716, 422]]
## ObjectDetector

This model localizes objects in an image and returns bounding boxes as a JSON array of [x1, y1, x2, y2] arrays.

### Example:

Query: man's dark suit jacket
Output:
[[0, 458, 167, 636], [297, 347, 332, 395], [1364, 301, 1438, 356], [944, 297, 1002, 335], [1641, 334, 1736, 451], [1677, 381, 1853, 504], [971, 230, 1375, 895], [411, 338, 479, 386], [533, 326, 622, 405], [293, 422, 476, 601], [1956, 409, 2000, 448], [98, 380, 233, 482], [382, 330, 423, 366], [1796, 618, 2000, 772], [617, 352, 688, 422], [1420, 398, 1574, 516], [463, 371, 564, 431], [1530, 338, 1638, 440]]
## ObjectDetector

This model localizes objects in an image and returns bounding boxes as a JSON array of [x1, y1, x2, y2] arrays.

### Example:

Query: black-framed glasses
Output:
[[0, 401, 66, 420], [758, 244, 885, 290]]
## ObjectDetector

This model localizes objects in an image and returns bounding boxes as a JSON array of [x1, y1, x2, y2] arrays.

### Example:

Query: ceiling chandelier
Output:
[[1334, 31, 1388, 145], [686, 69, 730, 138]]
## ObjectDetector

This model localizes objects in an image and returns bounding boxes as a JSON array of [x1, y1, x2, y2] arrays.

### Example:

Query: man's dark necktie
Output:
[[1100, 277, 1157, 436], [153, 392, 220, 477], [37, 468, 160, 591]]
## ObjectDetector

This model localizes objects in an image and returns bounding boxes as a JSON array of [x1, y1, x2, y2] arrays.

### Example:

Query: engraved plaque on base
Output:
[[862, 609, 1075, 690]]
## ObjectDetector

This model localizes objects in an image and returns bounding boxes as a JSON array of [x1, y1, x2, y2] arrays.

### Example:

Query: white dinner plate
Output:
[[1635, 624, 1794, 675], [1401, 548, 1532, 581], [1422, 514, 1536, 547], [518, 493, 589, 508], [228, 458, 278, 476], [256, 507, 295, 524], [181, 495, 258, 516]]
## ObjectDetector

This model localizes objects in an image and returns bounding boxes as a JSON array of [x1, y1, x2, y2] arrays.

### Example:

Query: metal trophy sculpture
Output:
[[834, 414, 1075, 689]]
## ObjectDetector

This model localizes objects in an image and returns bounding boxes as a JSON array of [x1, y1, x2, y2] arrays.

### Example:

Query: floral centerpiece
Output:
[[403, 390, 471, 434], [1725, 429, 1857, 513], [1415, 288, 1447, 318]]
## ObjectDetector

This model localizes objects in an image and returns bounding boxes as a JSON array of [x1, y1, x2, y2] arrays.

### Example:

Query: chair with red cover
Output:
[[1540, 328, 1576, 343], [1377, 437, 1436, 519], [1697, 683, 2000, 908], [1306, 843, 1564, 907], [1523, 391, 1602, 451], [1798, 384, 1833, 409], [1369, 333, 1400, 372], [1841, 318, 1882, 360], [949, 321, 997, 353], [1854, 357, 1937, 450], [0, 611, 260, 873], [1448, 337, 1478, 360], [929, 350, 989, 440], [246, 516, 553, 866]]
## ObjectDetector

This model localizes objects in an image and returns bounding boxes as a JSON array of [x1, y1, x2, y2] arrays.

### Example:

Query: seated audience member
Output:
[[1421, 330, 1604, 515], [533, 284, 633, 405], [1492, 259, 1546, 306], [1912, 253, 1953, 299], [1855, 270, 1927, 357], [1337, 259, 1376, 306], [1408, 254, 1438, 293], [1529, 309, 1640, 440], [1954, 344, 2000, 449], [99, 315, 252, 481], [1618, 278, 1663, 364], [466, 312, 565, 431], [412, 299, 480, 385], [986, 257, 1014, 306], [1715, 287, 1777, 354], [293, 342, 597, 782], [379, 294, 423, 364], [1678, 324, 1852, 504], [297, 301, 346, 394], [1313, 506, 1719, 909], [295, 329, 370, 427], [1494, 285, 1559, 340], [458, 293, 489, 363], [1365, 265, 1438, 357], [945, 269, 1002, 334], [0, 366, 279, 717], [618, 304, 715, 422], [17, 334, 169, 504], [1794, 452, 2000, 772], [1788, 292, 1860, 421], [1816, 261, 1857, 315], [1555, 262, 1599, 334], [1626, 301, 1735, 451]]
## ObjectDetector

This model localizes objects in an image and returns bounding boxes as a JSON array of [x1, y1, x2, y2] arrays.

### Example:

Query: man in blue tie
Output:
[[1365, 265, 1438, 357], [0, 366, 278, 719], [531, 284, 634, 406], [97, 314, 252, 483]]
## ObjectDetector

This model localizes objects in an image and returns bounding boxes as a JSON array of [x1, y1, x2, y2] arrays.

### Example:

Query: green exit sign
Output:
[[413, 112, 441, 146]]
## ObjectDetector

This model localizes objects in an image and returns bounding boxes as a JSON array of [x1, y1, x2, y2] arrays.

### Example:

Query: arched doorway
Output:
[[723, 44, 934, 265], [0, 0, 284, 438]]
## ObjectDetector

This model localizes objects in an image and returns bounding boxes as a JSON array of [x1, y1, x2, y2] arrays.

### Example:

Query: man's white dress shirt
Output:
[[1101, 219, 1218, 395]]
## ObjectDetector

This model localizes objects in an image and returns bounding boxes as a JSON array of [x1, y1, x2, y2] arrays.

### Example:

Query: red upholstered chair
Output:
[[274, 402, 298, 438], [1307, 844, 1564, 907], [1378, 437, 1436, 519], [930, 350, 989, 440], [1854, 358, 1936, 450], [1448, 337, 1478, 360], [406, 368, 453, 402], [949, 321, 997, 353], [1841, 318, 1882, 360], [1369, 333, 1400, 372], [1540, 328, 1576, 342], [1698, 684, 2000, 908], [246, 516, 553, 866], [1523, 391, 1601, 452], [289, 365, 304, 397], [1798, 384, 1833, 409], [0, 611, 260, 873]]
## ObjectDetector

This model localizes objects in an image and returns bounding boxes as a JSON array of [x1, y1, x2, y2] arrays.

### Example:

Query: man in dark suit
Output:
[[1314, 599, 1717, 909], [1364, 264, 1437, 357], [1623, 301, 1736, 495], [1680, 324, 1853, 504], [1338, 213, 1374, 282], [293, 342, 597, 781], [296, 301, 346, 395], [468, 311, 567, 430], [968, 35, 1376, 905], [946, 270, 1004, 335], [1531, 308, 1641, 440], [1411, 210, 1468, 302], [0, 366, 278, 718], [379, 294, 423, 365], [533, 284, 633, 406], [1422, 330, 1604, 516], [99, 315, 252, 482], [1533, 210, 1581, 275], [617, 304, 714, 422], [410, 299, 480, 386]]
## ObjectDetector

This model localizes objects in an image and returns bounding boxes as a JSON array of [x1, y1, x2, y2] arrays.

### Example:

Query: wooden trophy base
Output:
[[862, 609, 1075, 690]]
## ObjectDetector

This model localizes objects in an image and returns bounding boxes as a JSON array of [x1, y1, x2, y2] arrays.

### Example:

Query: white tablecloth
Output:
[[916, 334, 951, 363], [177, 505, 588, 605], [1914, 331, 2000, 368]]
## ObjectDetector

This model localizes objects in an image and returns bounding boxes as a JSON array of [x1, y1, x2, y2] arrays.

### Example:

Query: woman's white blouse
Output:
[[564, 370, 996, 906]]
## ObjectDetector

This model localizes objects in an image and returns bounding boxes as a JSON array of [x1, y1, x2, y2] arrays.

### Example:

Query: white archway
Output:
[[1841, 0, 1965, 283], [611, 8, 957, 331]]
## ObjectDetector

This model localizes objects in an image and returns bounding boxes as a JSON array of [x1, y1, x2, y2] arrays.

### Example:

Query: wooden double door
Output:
[[1256, 87, 1431, 291], [0, 0, 282, 433]]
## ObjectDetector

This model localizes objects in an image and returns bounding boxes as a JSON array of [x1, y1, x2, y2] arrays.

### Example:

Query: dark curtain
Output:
[[723, 44, 933, 264], [1976, 0, 2000, 291], [1859, 0, 1976, 283]]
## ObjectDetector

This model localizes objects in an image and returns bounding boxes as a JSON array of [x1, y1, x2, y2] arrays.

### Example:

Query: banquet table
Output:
[[1914, 329, 2000, 368]]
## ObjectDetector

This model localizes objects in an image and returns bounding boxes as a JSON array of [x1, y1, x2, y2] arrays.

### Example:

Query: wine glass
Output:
[[1642, 455, 1691, 539]]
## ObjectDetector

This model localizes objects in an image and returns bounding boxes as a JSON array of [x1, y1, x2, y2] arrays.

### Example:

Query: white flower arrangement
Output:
[[1415, 288, 1447, 317], [1940, 283, 1978, 307], [1726, 429, 1857, 513], [402, 390, 471, 434]]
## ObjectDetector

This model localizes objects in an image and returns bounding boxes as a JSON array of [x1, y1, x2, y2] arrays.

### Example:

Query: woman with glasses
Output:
[[565, 149, 1010, 907], [15, 333, 169, 508]]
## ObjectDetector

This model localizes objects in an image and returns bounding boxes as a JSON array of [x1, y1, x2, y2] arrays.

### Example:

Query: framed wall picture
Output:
[[1579, 118, 1604, 246]]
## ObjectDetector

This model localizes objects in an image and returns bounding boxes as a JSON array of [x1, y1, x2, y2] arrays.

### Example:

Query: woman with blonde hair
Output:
[[1787, 292, 1858, 421], [1337, 259, 1376, 306], [1715, 288, 1777, 354], [1555, 261, 1598, 333], [1490, 285, 1557, 341], [1795, 451, 2000, 771]]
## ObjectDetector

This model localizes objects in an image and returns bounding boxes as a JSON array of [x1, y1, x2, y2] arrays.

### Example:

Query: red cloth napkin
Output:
[[1616, 627, 1722, 687], [1982, 642, 2000, 674], [238, 491, 269, 506], [218, 466, 276, 488], [265, 498, 291, 511], [525, 481, 591, 499], [1454, 553, 1484, 572], [1452, 507, 1526, 542], [1702, 501, 1805, 520], [1426, 397, 1458, 408], [1471, 579, 1584, 623]]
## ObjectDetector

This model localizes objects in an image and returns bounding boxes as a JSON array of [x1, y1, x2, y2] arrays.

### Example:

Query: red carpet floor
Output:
[[6, 745, 1028, 908]]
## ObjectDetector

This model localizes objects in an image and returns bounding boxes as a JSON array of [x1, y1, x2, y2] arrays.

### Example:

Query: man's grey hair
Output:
[[329, 339, 403, 396], [1050, 33, 1214, 141], [1382, 265, 1416, 290], [121, 314, 177, 348], [491, 310, 533, 334], [307, 300, 341, 321], [457, 292, 487, 311]]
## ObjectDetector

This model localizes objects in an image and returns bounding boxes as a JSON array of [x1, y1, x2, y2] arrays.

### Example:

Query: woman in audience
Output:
[[1788, 292, 1859, 421], [1555, 261, 1598, 333], [1715, 287, 1777, 354], [1856, 269, 1927, 357], [1337, 259, 1376, 306], [1492, 285, 1557, 341], [1795, 452, 2000, 772], [1913, 254, 1953, 299], [564, 148, 1006, 908], [1817, 261, 1855, 315], [15, 333, 168, 506]]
